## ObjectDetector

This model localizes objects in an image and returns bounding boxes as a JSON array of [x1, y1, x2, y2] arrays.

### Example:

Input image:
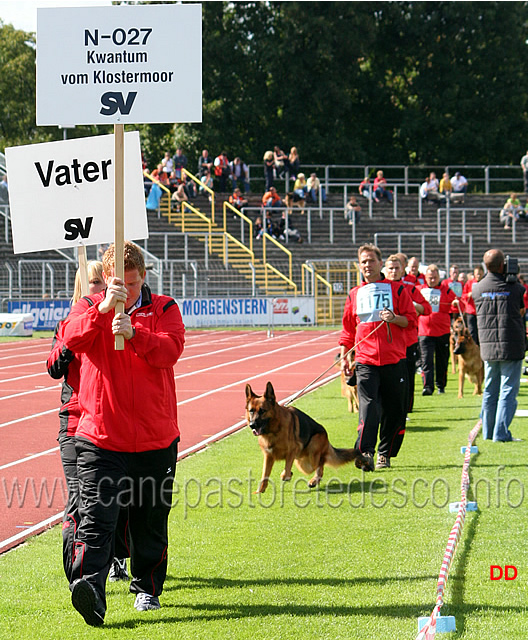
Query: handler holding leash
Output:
[[339, 244, 416, 470], [61, 241, 185, 626]]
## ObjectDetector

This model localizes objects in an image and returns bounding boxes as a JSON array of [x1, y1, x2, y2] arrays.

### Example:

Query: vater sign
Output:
[[6, 133, 148, 254], [36, 4, 202, 125]]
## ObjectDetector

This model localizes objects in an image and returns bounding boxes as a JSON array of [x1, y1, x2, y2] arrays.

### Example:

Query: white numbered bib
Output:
[[356, 283, 394, 322], [421, 287, 441, 313], [448, 281, 463, 298]]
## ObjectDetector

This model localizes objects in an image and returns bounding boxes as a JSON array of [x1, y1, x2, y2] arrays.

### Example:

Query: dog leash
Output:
[[284, 322, 385, 406]]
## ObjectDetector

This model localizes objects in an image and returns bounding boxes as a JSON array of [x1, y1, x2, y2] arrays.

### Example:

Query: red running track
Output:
[[0, 329, 341, 553]]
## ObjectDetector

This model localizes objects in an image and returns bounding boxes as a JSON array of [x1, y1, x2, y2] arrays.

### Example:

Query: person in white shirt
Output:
[[451, 172, 468, 195]]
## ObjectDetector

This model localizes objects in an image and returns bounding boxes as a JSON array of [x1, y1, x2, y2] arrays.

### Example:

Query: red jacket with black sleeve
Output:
[[417, 280, 457, 337], [339, 277, 416, 366], [61, 285, 185, 453]]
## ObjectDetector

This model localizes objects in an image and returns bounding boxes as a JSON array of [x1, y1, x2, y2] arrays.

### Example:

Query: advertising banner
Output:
[[177, 297, 315, 328], [7, 300, 71, 331]]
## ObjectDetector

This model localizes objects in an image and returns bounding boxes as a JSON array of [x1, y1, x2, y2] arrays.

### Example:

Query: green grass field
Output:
[[1, 372, 526, 639]]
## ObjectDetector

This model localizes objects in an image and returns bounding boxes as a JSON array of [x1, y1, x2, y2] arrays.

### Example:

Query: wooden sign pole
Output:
[[77, 245, 89, 297], [114, 123, 125, 350]]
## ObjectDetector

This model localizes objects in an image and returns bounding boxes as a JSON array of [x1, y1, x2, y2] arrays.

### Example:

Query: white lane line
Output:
[[0, 447, 59, 470], [0, 408, 58, 429]]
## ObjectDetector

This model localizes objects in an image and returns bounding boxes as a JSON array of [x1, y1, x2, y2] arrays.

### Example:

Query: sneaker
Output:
[[71, 579, 105, 627], [134, 593, 161, 611], [109, 558, 129, 582], [355, 451, 374, 472], [376, 454, 391, 469], [422, 387, 433, 396], [437, 388, 445, 394]]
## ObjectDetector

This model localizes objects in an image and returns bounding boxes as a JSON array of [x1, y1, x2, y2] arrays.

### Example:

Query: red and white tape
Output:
[[416, 419, 482, 639]]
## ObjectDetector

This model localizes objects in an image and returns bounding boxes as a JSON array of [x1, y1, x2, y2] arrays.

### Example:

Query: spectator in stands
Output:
[[199, 170, 214, 201], [293, 173, 307, 199], [229, 157, 250, 193], [229, 187, 248, 212], [171, 182, 189, 209], [214, 151, 230, 193], [451, 172, 468, 199], [278, 212, 303, 243], [521, 150, 528, 193], [425, 172, 441, 202], [287, 146, 300, 179], [0, 174, 8, 204], [500, 193, 523, 230], [161, 152, 173, 175], [263, 150, 275, 190], [418, 264, 459, 395], [420, 176, 431, 203], [172, 148, 188, 179], [262, 186, 283, 209], [254, 216, 264, 239], [404, 257, 426, 286], [183, 173, 197, 200], [439, 173, 452, 200], [145, 181, 163, 212], [197, 149, 213, 178], [264, 211, 279, 237], [273, 146, 288, 178], [359, 176, 374, 201], [373, 170, 393, 203], [462, 265, 484, 345], [307, 172, 327, 203], [345, 195, 361, 225]]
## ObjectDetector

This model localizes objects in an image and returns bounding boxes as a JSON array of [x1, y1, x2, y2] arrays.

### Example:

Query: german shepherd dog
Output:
[[450, 317, 464, 374], [452, 324, 484, 398], [334, 353, 359, 413], [245, 381, 370, 493]]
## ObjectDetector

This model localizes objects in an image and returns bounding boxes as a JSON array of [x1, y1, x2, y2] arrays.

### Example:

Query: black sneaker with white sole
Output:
[[71, 578, 105, 627], [109, 558, 129, 582]]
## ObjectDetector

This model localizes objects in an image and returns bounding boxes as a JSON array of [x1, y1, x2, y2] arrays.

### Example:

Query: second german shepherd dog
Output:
[[245, 381, 371, 493], [452, 324, 484, 398]]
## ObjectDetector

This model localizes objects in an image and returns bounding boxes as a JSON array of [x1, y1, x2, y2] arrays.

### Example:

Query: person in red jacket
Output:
[[61, 241, 185, 626], [385, 255, 432, 415], [462, 265, 484, 345], [47, 262, 130, 585], [418, 265, 459, 395], [339, 244, 416, 470]]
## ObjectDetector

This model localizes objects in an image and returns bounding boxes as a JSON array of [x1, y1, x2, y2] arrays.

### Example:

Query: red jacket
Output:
[[339, 277, 416, 366], [417, 281, 457, 336], [62, 285, 185, 453], [402, 281, 432, 346], [462, 279, 477, 315], [402, 273, 425, 286], [47, 319, 81, 438]]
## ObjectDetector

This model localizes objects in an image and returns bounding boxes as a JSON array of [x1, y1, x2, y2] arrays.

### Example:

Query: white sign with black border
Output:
[[6, 132, 148, 254], [36, 3, 202, 125]]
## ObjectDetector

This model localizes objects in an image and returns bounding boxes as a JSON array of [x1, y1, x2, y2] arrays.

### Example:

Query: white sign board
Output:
[[0, 314, 33, 337], [36, 4, 202, 125], [6, 132, 148, 254]]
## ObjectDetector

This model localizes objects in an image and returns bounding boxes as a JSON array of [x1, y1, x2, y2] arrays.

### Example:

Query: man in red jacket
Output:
[[418, 265, 459, 395], [339, 244, 416, 470], [61, 241, 185, 626]]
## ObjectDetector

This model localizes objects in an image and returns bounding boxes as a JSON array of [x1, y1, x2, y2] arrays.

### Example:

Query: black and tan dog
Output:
[[245, 381, 370, 493], [335, 353, 359, 413], [452, 324, 484, 398]]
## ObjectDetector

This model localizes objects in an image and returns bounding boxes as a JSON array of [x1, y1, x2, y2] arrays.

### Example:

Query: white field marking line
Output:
[[177, 346, 339, 405], [180, 330, 308, 350], [0, 348, 51, 362], [0, 372, 45, 384], [0, 512, 64, 553], [0, 372, 339, 553], [176, 330, 336, 368], [0, 447, 59, 471], [0, 384, 59, 402], [0, 408, 58, 429]]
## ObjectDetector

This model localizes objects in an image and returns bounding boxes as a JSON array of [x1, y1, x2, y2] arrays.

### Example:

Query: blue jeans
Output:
[[480, 360, 522, 441]]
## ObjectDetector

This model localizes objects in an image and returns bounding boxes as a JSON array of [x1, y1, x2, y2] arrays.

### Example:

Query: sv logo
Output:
[[100, 91, 137, 116], [64, 217, 93, 241]]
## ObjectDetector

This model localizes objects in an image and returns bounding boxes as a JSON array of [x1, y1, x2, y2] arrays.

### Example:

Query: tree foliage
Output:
[[1, 2, 528, 171]]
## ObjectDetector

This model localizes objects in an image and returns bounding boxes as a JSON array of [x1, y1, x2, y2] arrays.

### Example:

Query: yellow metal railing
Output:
[[223, 201, 253, 254], [176, 202, 213, 253], [302, 263, 334, 322], [265, 262, 298, 295], [221, 231, 254, 267], [182, 167, 215, 223], [262, 233, 293, 282]]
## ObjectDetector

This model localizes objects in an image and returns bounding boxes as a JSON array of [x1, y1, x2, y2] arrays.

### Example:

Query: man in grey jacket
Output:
[[473, 249, 526, 442]]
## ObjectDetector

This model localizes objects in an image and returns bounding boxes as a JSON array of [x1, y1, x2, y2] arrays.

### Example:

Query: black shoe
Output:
[[422, 387, 433, 396], [108, 558, 129, 582], [71, 579, 105, 627], [355, 451, 374, 472], [437, 388, 445, 394]]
